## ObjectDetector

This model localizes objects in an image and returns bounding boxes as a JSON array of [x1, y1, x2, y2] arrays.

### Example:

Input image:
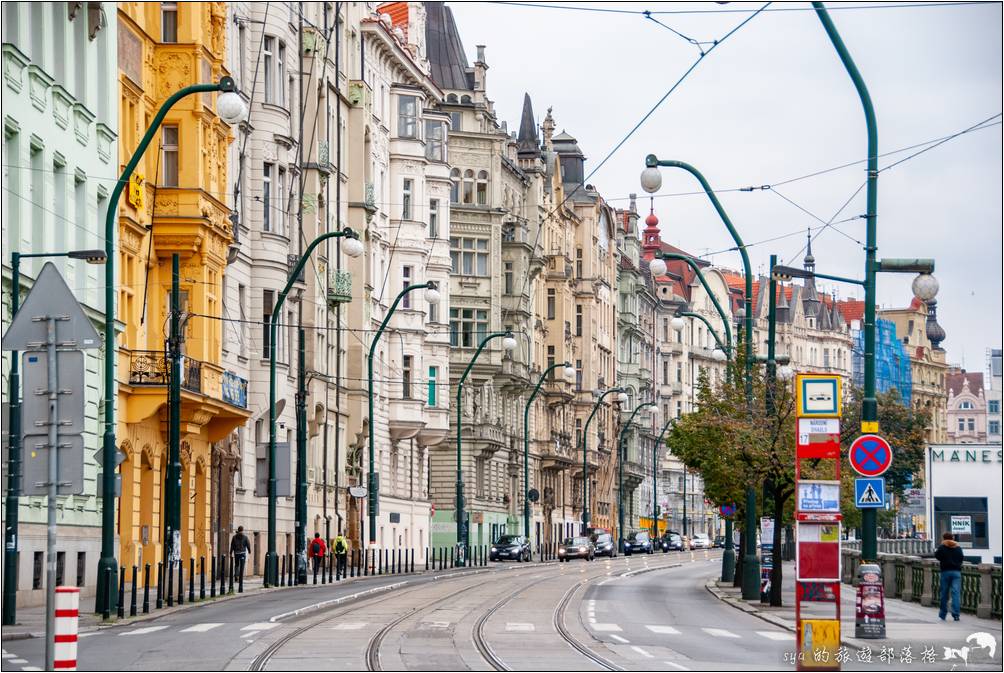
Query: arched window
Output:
[[446, 93, 458, 103], [461, 94, 472, 104], [463, 169, 475, 204], [476, 170, 489, 205], [450, 168, 461, 203]]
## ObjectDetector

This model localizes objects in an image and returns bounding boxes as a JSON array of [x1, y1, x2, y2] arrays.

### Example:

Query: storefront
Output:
[[925, 445, 1003, 563]]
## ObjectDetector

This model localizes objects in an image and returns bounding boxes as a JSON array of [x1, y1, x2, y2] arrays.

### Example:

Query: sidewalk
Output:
[[707, 562, 1003, 663]]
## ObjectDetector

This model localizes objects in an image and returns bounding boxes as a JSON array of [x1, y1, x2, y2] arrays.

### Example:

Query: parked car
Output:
[[591, 532, 617, 557], [691, 533, 711, 549], [558, 536, 595, 562], [623, 531, 654, 555], [713, 535, 725, 548], [490, 535, 531, 562], [659, 531, 683, 552]]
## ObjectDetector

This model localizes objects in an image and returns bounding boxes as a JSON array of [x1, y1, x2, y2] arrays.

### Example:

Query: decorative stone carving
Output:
[[2, 44, 29, 94], [155, 194, 180, 215], [118, 22, 143, 86], [156, 52, 193, 104], [50, 85, 73, 129], [95, 123, 116, 164], [72, 103, 95, 146], [26, 65, 53, 112]]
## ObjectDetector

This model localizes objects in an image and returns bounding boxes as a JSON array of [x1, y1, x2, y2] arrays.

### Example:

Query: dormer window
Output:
[[398, 95, 418, 138]]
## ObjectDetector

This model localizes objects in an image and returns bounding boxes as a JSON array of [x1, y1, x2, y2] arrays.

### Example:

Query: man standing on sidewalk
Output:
[[308, 533, 327, 582], [230, 526, 251, 584], [934, 531, 964, 621], [333, 533, 349, 578]]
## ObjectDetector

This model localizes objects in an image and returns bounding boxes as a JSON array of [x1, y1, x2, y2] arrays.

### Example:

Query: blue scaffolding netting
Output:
[[852, 318, 912, 406]]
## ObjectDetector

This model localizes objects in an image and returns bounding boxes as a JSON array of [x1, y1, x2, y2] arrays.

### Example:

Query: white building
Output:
[[925, 444, 1003, 563]]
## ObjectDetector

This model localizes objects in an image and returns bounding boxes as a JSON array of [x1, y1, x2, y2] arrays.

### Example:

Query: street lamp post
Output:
[[96, 76, 247, 613], [3, 250, 106, 626], [643, 156, 759, 600], [618, 402, 656, 553], [580, 388, 627, 536], [652, 418, 674, 540], [367, 281, 440, 547], [267, 228, 363, 586], [523, 362, 576, 541], [456, 331, 518, 563]]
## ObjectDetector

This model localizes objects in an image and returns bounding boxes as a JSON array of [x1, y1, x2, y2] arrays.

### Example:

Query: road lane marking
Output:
[[180, 623, 222, 633], [591, 623, 622, 631], [77, 633, 97, 638], [21, 667, 42, 671], [331, 622, 368, 630], [756, 631, 791, 641], [645, 625, 680, 635], [1, 653, 13, 659], [610, 634, 630, 644], [631, 646, 654, 658], [120, 626, 169, 636], [663, 661, 690, 671], [241, 623, 278, 632], [505, 622, 535, 632], [702, 628, 740, 638], [421, 621, 450, 629], [9, 659, 27, 664]]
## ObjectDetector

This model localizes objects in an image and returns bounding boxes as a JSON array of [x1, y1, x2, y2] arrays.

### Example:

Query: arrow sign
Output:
[[855, 478, 885, 509], [93, 445, 128, 468], [849, 434, 893, 477], [2, 262, 100, 351]]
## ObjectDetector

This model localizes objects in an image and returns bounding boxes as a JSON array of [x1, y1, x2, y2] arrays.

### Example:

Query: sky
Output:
[[446, 1, 1003, 375]]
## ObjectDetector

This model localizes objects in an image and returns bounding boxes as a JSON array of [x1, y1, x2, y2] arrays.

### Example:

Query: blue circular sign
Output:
[[849, 434, 892, 477], [719, 504, 736, 518]]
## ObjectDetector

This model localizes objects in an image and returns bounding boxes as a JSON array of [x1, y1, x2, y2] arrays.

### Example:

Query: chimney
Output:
[[474, 44, 487, 92]]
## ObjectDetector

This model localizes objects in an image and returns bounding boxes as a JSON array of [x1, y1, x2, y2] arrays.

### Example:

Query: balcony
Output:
[[415, 407, 449, 447], [388, 398, 426, 441], [327, 269, 352, 306], [128, 350, 202, 395]]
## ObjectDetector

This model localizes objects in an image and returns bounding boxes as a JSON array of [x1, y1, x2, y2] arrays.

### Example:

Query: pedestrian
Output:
[[308, 532, 327, 581], [230, 526, 251, 583], [333, 533, 349, 578], [934, 531, 964, 621]]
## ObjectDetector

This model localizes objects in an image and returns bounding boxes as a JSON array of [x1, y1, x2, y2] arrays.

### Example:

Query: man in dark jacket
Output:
[[230, 526, 251, 584], [934, 531, 964, 621]]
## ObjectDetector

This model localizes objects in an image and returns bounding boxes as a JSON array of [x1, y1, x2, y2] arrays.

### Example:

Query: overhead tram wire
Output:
[[504, 1, 772, 320], [488, 2, 995, 16]]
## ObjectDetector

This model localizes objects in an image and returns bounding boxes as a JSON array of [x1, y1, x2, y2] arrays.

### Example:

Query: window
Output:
[[662, 318, 669, 342], [663, 359, 669, 384], [402, 266, 412, 309], [398, 95, 418, 138], [450, 308, 488, 348], [76, 552, 86, 587], [450, 169, 460, 203], [450, 237, 488, 276], [277, 41, 286, 107], [504, 262, 513, 295], [463, 170, 474, 204], [402, 355, 413, 399], [262, 163, 273, 232], [967, 418, 975, 431], [56, 551, 65, 586], [276, 167, 286, 236], [429, 199, 439, 238], [449, 111, 462, 132], [676, 361, 683, 383], [575, 304, 583, 336], [476, 170, 488, 205], [425, 120, 445, 161], [957, 418, 965, 432], [262, 289, 274, 358], [264, 37, 274, 103], [161, 125, 179, 187], [33, 552, 43, 590], [402, 179, 413, 220], [547, 289, 555, 320], [959, 401, 973, 410], [988, 401, 999, 414], [428, 366, 438, 406], [428, 295, 438, 323], [990, 420, 1001, 435], [576, 248, 583, 278], [161, 2, 177, 42], [547, 345, 555, 377], [575, 360, 583, 389], [934, 496, 988, 549]]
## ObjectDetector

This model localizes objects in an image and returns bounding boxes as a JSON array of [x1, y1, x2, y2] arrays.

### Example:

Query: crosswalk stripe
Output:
[[591, 623, 622, 632], [241, 623, 278, 632], [610, 634, 630, 644], [756, 631, 791, 641], [645, 625, 681, 635], [663, 661, 690, 671], [631, 646, 654, 658], [9, 659, 27, 664], [702, 628, 740, 639], [120, 626, 169, 636], [331, 622, 367, 630], [505, 622, 535, 632], [180, 623, 223, 633]]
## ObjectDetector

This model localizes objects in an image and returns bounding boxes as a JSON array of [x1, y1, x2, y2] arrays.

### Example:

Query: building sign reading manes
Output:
[[931, 448, 1003, 463]]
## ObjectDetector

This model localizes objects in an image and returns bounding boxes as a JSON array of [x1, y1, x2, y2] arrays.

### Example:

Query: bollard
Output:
[[425, 548, 429, 572], [321, 553, 327, 584], [228, 554, 234, 595], [189, 557, 195, 603], [199, 557, 205, 600], [364, 549, 369, 577], [288, 553, 294, 586], [280, 554, 286, 587], [102, 567, 112, 619], [238, 556, 244, 594], [177, 560, 184, 605], [439, 547, 444, 571], [53, 587, 80, 671], [130, 565, 138, 617], [117, 566, 126, 618], [411, 548, 415, 573], [392, 549, 397, 575], [156, 562, 164, 610], [166, 563, 174, 608], [142, 564, 151, 614], [450, 546, 455, 568], [210, 557, 216, 599], [378, 548, 383, 575]]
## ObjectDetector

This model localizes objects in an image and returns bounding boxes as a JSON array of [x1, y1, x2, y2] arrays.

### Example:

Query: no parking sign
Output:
[[849, 435, 892, 477]]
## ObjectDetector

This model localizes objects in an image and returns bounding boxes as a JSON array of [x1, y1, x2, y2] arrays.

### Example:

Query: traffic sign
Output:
[[349, 486, 367, 498], [795, 373, 842, 418], [22, 435, 85, 496], [719, 504, 735, 518], [1, 262, 100, 351], [855, 478, 885, 508], [527, 487, 540, 503], [849, 435, 893, 477], [796, 418, 841, 459]]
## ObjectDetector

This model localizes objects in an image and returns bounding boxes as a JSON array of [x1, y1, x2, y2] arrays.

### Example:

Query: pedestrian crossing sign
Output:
[[854, 478, 885, 509]]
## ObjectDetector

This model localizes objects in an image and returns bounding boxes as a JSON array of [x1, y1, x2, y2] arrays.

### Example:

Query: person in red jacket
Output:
[[308, 532, 327, 582]]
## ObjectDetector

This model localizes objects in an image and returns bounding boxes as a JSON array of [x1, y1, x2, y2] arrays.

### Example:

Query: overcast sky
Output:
[[448, 1, 1002, 375]]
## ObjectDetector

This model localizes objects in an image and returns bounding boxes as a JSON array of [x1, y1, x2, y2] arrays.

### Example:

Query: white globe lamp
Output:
[[649, 257, 667, 277], [670, 316, 685, 332], [217, 91, 248, 125], [911, 273, 939, 302], [640, 166, 662, 194], [342, 236, 365, 258]]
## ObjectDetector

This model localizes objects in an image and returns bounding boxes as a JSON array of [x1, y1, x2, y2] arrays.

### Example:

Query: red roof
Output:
[[838, 299, 865, 323], [947, 371, 984, 397]]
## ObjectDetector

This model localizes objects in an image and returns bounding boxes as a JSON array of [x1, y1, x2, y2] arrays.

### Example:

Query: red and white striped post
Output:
[[53, 587, 79, 671]]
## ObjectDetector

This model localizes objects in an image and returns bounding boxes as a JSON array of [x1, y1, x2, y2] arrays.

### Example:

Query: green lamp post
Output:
[[651, 418, 674, 540], [367, 280, 440, 546], [456, 331, 518, 564], [96, 76, 248, 614], [618, 401, 656, 553], [580, 387, 627, 536], [642, 156, 759, 599], [523, 361, 576, 541]]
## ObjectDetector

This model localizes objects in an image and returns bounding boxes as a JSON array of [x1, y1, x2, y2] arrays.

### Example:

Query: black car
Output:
[[659, 531, 683, 552], [623, 531, 654, 555], [591, 532, 617, 558], [490, 535, 531, 562], [558, 536, 595, 561]]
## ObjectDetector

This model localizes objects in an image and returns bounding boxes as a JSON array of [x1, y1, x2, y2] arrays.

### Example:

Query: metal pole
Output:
[[523, 362, 569, 539], [657, 252, 732, 353], [43, 316, 59, 671], [3, 253, 21, 625], [618, 402, 655, 552], [97, 78, 232, 615], [813, 0, 880, 563], [653, 419, 673, 540], [165, 255, 182, 599], [581, 388, 622, 537], [455, 332, 511, 563], [367, 282, 433, 545], [295, 329, 307, 585]]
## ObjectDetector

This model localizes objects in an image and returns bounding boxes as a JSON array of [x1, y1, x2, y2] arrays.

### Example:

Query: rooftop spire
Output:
[[804, 229, 815, 271], [516, 92, 540, 159]]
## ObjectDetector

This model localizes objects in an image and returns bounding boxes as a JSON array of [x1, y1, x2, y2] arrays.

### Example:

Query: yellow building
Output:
[[115, 2, 248, 572]]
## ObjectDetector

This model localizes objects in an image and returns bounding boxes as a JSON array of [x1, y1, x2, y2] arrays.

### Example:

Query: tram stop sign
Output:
[[849, 435, 892, 477]]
